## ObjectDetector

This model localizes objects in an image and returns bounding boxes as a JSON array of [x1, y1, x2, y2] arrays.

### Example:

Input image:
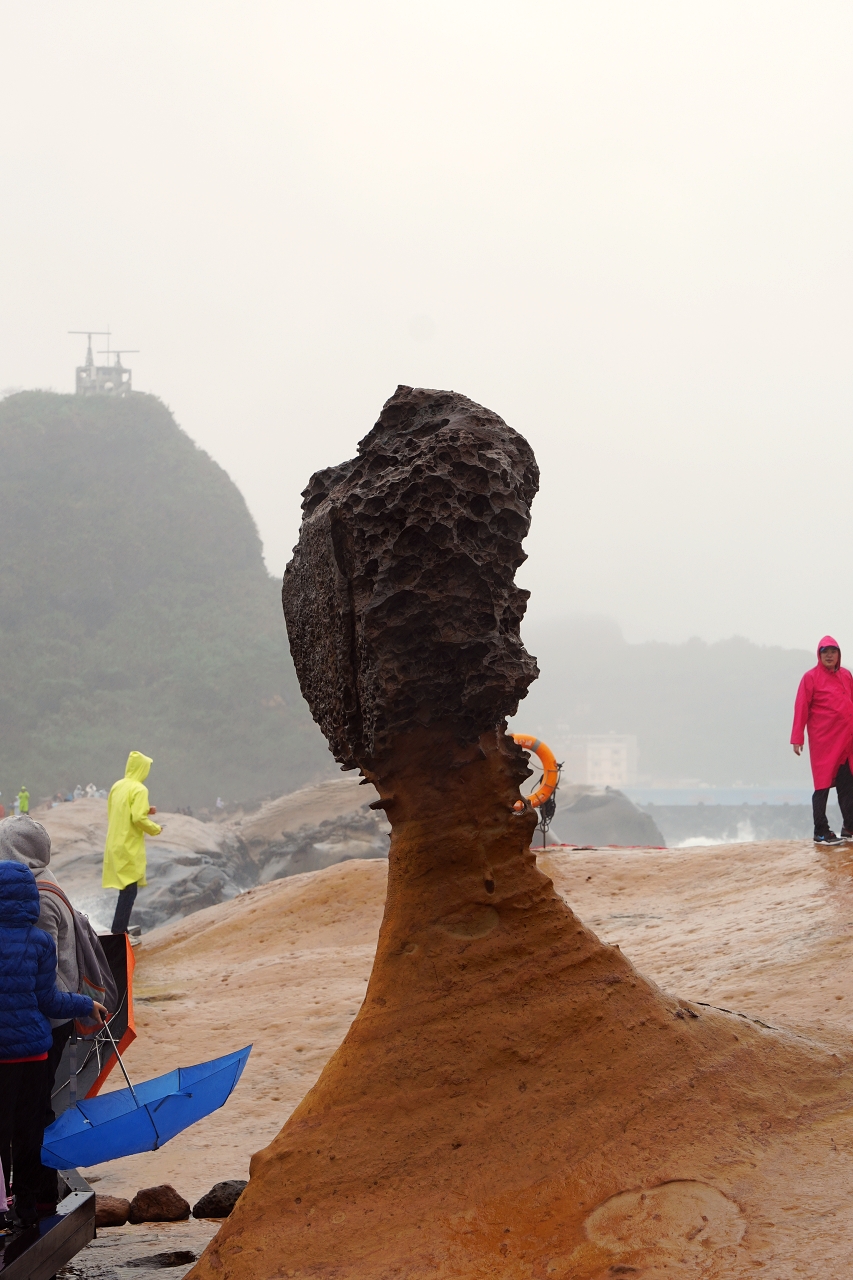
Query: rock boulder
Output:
[[192, 1181, 248, 1219], [556, 787, 666, 847], [127, 1184, 190, 1223], [94, 1194, 130, 1227]]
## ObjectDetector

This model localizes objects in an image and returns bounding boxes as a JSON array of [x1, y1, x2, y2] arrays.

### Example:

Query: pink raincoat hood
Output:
[[817, 635, 841, 664]]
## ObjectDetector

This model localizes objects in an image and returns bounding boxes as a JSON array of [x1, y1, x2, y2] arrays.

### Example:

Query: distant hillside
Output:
[[511, 616, 815, 787], [0, 391, 334, 808]]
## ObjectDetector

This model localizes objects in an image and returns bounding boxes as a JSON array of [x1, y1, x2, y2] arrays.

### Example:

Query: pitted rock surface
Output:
[[192, 1181, 248, 1219], [282, 385, 539, 769]]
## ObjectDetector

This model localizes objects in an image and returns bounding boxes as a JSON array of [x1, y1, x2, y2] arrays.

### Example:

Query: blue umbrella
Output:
[[41, 1039, 251, 1169]]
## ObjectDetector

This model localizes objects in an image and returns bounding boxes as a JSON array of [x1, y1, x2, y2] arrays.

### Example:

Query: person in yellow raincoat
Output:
[[102, 751, 162, 934]]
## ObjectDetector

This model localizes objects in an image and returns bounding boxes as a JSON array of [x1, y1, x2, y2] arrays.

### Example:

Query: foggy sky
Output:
[[1, 2, 851, 652]]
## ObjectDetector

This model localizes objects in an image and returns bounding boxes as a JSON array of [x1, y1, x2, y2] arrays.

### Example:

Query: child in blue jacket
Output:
[[0, 860, 106, 1229]]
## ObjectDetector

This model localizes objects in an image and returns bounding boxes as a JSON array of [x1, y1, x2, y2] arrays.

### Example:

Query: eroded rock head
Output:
[[282, 386, 539, 770]]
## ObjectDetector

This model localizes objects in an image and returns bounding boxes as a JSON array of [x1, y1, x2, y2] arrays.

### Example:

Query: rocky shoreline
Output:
[[37, 778, 389, 933]]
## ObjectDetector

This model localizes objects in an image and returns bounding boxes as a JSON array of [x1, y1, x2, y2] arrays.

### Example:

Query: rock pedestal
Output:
[[190, 388, 853, 1279]]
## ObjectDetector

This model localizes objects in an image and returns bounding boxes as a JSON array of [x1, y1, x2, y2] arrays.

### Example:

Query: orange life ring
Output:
[[511, 734, 559, 810]]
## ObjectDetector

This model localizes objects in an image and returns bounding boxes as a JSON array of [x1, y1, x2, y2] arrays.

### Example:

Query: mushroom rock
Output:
[[192, 387, 853, 1279]]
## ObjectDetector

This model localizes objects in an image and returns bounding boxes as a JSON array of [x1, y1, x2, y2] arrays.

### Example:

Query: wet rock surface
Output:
[[283, 385, 539, 770], [250, 807, 389, 882], [124, 1250, 198, 1269], [191, 1181, 247, 1219], [37, 800, 256, 933], [130, 836, 255, 932], [58, 1220, 218, 1280], [128, 1185, 190, 1224]]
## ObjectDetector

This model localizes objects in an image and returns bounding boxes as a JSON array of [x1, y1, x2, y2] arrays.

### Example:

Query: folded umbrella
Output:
[[41, 1042, 251, 1169]]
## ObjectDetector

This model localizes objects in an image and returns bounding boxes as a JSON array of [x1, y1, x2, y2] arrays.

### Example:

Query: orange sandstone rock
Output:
[[190, 389, 853, 1278], [192, 729, 853, 1277]]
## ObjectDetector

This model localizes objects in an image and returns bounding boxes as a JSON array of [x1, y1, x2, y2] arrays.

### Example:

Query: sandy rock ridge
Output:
[[34, 779, 385, 931], [77, 834, 853, 1276]]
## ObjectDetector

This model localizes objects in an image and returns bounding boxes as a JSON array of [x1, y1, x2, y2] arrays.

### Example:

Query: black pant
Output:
[[0, 1058, 50, 1224], [813, 760, 853, 835], [111, 882, 138, 933], [34, 1022, 73, 1209]]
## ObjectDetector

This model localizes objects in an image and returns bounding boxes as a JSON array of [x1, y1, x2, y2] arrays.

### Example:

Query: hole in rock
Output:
[[124, 1252, 197, 1269]]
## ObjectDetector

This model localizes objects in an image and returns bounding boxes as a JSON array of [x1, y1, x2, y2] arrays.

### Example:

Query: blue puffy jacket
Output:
[[0, 860, 93, 1060]]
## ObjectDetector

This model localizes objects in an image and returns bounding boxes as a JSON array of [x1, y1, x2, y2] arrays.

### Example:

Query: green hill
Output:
[[0, 391, 333, 809]]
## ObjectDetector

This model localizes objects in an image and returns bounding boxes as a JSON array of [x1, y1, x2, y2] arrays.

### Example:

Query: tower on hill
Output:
[[70, 330, 136, 396]]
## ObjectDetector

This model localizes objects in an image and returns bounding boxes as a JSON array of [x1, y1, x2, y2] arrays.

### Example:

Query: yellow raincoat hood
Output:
[[102, 750, 162, 890], [125, 751, 153, 783]]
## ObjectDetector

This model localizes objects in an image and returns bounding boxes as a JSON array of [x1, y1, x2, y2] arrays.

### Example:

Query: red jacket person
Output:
[[791, 634, 853, 843]]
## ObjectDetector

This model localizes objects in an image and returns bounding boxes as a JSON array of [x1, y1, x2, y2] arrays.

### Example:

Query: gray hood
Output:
[[0, 814, 53, 874]]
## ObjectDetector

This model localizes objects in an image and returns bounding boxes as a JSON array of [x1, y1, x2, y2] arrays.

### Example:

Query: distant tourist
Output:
[[17, 788, 28, 816], [85, 784, 97, 800], [791, 635, 853, 844], [102, 752, 163, 935]]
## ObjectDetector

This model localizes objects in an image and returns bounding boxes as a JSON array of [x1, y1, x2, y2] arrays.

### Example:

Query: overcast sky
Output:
[[1, 2, 851, 651]]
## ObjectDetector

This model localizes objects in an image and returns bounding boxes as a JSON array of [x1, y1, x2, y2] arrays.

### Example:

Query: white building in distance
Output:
[[557, 731, 638, 788]]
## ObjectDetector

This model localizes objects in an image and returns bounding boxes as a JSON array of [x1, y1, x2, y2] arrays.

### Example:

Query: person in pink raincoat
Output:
[[791, 635, 853, 843]]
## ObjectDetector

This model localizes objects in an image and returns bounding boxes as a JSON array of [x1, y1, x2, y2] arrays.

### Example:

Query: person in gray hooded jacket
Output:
[[0, 818, 78, 1003], [0, 815, 81, 1213]]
